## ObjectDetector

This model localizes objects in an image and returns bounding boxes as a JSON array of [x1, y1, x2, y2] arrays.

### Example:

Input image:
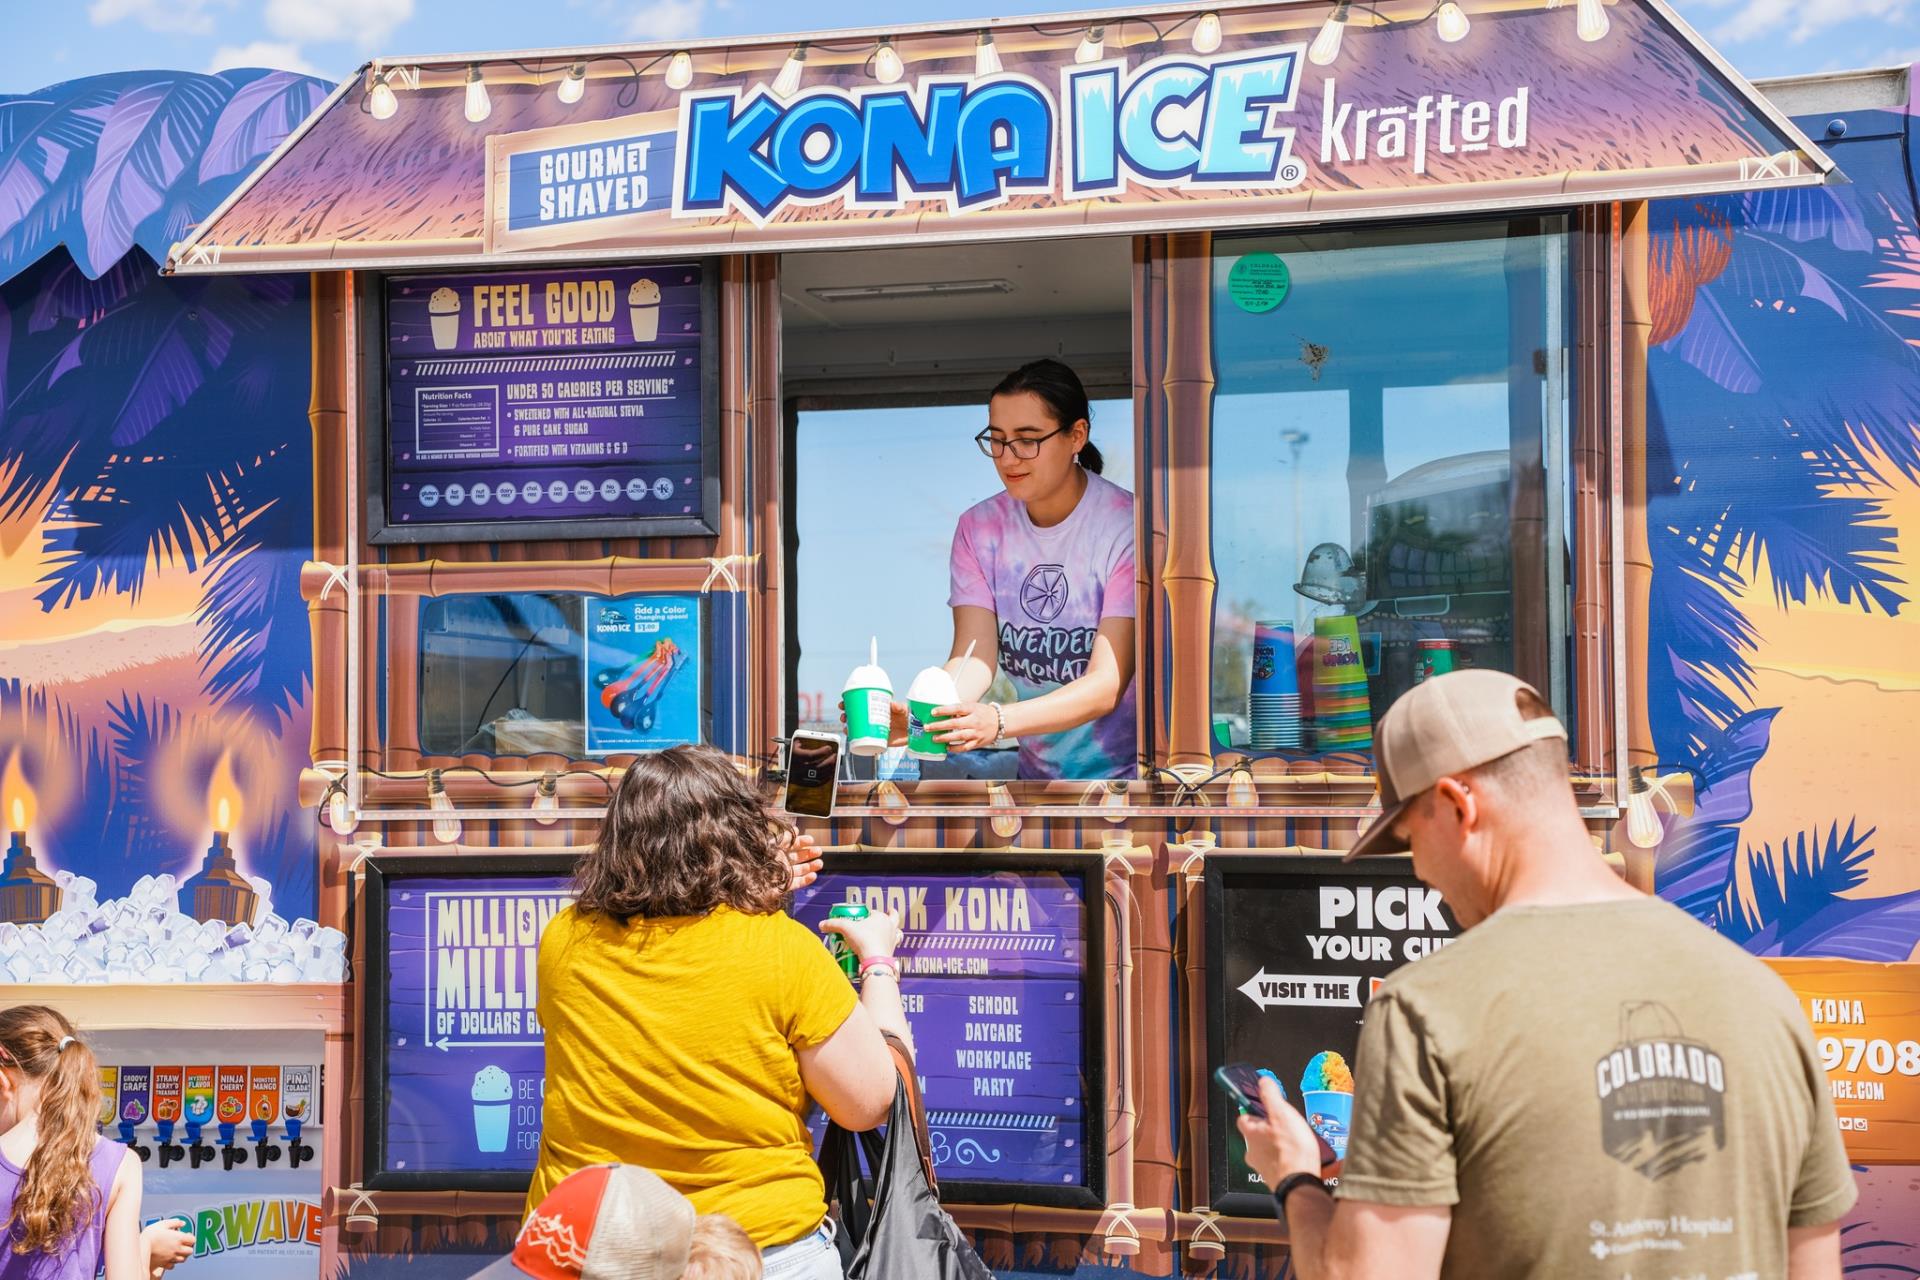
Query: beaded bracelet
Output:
[[859, 956, 901, 982], [989, 703, 1005, 743]]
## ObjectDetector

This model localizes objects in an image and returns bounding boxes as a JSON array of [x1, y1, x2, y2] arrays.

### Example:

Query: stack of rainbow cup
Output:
[[1248, 620, 1302, 749], [1311, 615, 1373, 752]]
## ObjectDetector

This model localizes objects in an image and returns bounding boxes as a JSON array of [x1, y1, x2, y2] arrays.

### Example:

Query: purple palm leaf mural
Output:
[[0, 68, 330, 727], [1644, 92, 1920, 965]]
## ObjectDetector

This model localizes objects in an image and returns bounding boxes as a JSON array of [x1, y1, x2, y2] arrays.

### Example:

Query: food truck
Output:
[[2, 1, 1917, 1275]]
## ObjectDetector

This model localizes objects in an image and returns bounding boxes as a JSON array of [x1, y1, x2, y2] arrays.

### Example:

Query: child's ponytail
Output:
[[0, 1005, 103, 1254]]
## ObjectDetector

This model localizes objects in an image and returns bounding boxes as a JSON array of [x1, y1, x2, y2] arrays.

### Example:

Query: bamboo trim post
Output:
[[1160, 233, 1217, 771], [1620, 201, 1656, 890], [1571, 208, 1614, 774], [749, 255, 784, 756]]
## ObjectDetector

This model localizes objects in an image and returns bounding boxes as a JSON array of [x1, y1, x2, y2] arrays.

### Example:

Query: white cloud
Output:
[[625, 0, 708, 41], [1708, 0, 1909, 44], [207, 39, 329, 77], [87, 0, 234, 35], [263, 0, 415, 48]]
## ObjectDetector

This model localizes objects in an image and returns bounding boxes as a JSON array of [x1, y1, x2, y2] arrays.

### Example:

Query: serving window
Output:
[[1206, 217, 1577, 761]]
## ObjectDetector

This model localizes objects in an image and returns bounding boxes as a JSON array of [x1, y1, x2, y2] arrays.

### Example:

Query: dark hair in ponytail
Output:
[[0, 1006, 102, 1255], [990, 358, 1102, 475]]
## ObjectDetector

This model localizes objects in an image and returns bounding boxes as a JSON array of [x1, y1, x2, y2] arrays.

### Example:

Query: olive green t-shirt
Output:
[[1336, 897, 1856, 1279]]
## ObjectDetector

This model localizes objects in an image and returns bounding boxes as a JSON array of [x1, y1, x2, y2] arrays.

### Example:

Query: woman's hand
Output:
[[784, 830, 824, 892], [931, 702, 1000, 753], [820, 908, 903, 963], [142, 1219, 194, 1275]]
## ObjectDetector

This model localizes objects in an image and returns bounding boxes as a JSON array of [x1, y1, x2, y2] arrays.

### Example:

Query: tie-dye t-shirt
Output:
[[948, 470, 1138, 780]]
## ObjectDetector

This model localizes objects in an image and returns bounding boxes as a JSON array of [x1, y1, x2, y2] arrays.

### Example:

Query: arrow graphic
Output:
[[1238, 970, 1363, 1010]]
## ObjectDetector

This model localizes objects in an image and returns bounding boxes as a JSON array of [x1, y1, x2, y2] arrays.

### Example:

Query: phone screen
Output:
[[783, 734, 841, 819], [1215, 1064, 1282, 1118]]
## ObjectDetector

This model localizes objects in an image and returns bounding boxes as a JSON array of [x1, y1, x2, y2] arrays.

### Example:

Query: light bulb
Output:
[[557, 61, 585, 104], [1576, 0, 1610, 42], [1227, 767, 1258, 809], [368, 72, 397, 120], [1075, 26, 1105, 63], [1192, 11, 1223, 54], [326, 784, 356, 837], [974, 31, 1001, 79], [1435, 1, 1470, 42], [873, 38, 903, 84], [532, 772, 560, 826], [1625, 768, 1663, 848], [1308, 3, 1349, 65], [427, 770, 462, 844], [462, 66, 491, 124], [665, 50, 694, 89], [772, 45, 806, 99], [987, 781, 1020, 838]]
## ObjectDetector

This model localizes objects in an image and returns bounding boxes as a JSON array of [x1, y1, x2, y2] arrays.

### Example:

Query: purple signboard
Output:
[[792, 857, 1103, 1202], [374, 264, 716, 543], [365, 853, 1104, 1202], [369, 862, 573, 1187]]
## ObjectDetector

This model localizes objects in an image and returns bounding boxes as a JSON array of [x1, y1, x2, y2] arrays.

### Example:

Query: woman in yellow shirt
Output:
[[529, 746, 909, 1279]]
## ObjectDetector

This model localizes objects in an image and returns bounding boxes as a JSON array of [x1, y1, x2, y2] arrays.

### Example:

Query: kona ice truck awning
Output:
[[166, 0, 1835, 275]]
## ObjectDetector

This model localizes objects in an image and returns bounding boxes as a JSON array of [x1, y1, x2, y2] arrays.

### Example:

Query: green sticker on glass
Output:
[[1228, 253, 1291, 314]]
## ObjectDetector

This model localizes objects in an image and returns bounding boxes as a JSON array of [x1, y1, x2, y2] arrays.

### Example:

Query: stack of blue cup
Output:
[[1249, 620, 1302, 749]]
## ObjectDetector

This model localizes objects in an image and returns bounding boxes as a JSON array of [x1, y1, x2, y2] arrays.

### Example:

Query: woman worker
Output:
[[912, 358, 1138, 780]]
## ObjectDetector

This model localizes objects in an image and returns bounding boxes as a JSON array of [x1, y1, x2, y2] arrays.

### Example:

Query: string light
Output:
[[325, 782, 357, 836], [772, 43, 807, 98], [1575, 0, 1610, 41], [1435, 0, 1470, 42], [532, 772, 561, 825], [368, 70, 397, 120], [427, 769, 462, 843], [462, 65, 491, 124], [974, 30, 1002, 78], [1308, 1, 1350, 66], [1075, 25, 1106, 63], [665, 49, 694, 89], [557, 61, 586, 104], [1191, 11, 1224, 53], [873, 37, 904, 84]]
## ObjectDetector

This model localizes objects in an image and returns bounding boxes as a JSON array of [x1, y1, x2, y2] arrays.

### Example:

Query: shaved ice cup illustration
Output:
[[429, 287, 461, 351], [629, 278, 661, 342], [1301, 1050, 1355, 1160], [472, 1065, 513, 1153]]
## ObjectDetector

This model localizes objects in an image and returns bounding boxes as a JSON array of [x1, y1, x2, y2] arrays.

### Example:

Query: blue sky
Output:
[[4, 0, 1916, 90]]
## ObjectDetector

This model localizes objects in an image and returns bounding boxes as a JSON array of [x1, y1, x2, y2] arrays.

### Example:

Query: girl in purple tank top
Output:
[[0, 1007, 144, 1280]]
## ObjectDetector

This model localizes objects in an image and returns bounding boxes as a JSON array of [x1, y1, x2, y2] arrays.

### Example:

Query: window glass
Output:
[[418, 593, 585, 757], [793, 400, 1135, 779], [1210, 219, 1571, 756]]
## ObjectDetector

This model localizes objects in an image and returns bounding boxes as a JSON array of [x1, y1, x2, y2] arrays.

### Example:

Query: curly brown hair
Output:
[[573, 745, 792, 921], [0, 1006, 104, 1255]]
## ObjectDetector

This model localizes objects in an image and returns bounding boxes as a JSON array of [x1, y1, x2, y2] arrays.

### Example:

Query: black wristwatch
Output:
[[1273, 1171, 1329, 1226]]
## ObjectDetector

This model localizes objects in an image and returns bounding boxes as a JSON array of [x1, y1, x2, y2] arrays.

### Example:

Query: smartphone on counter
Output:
[[781, 730, 843, 819]]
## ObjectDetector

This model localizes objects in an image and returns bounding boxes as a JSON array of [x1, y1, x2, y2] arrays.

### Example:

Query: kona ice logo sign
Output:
[[672, 49, 1306, 224]]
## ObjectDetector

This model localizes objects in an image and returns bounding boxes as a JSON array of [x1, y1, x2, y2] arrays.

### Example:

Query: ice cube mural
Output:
[[0, 69, 333, 964]]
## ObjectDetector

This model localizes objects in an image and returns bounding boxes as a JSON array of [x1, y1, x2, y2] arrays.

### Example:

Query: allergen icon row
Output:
[[418, 476, 674, 508]]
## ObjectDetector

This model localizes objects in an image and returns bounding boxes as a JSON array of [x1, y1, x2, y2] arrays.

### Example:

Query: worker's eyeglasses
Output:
[[975, 426, 1070, 460]]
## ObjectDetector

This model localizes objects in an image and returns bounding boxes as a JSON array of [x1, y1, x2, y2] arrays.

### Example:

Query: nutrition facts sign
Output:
[[367, 861, 574, 1188], [376, 264, 715, 542], [793, 853, 1106, 1206], [1204, 854, 1458, 1215]]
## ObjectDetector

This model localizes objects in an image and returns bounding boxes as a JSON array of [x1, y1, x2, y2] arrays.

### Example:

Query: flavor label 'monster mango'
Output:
[[98, 1067, 118, 1131], [249, 1067, 281, 1125]]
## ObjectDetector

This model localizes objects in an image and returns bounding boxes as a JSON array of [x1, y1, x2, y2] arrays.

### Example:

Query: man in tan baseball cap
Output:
[[1229, 669, 1856, 1280]]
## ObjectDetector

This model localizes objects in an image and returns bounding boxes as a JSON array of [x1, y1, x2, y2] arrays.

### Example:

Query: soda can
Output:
[[1414, 638, 1456, 684], [826, 902, 870, 980]]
